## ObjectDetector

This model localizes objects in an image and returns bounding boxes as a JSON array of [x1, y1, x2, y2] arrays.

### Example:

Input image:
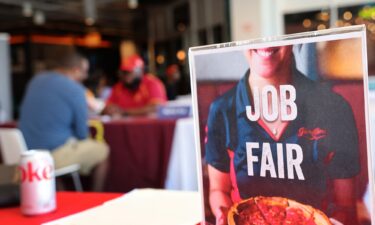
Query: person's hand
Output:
[[104, 104, 123, 116], [216, 206, 229, 225], [330, 218, 344, 225]]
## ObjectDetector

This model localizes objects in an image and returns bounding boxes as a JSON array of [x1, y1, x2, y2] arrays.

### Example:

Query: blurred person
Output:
[[103, 54, 167, 116], [71, 59, 105, 115], [97, 75, 112, 101], [83, 70, 112, 102], [164, 64, 181, 100], [19, 48, 109, 191], [206, 46, 360, 225], [86, 88, 105, 115]]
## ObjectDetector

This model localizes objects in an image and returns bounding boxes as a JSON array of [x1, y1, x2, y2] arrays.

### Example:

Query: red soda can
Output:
[[19, 150, 56, 215]]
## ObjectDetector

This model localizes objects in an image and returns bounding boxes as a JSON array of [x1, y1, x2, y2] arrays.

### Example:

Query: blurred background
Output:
[[0, 1, 373, 224], [0, 0, 374, 120]]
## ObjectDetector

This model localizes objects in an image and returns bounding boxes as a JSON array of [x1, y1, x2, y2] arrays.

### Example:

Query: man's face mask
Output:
[[119, 70, 142, 91], [123, 77, 141, 91]]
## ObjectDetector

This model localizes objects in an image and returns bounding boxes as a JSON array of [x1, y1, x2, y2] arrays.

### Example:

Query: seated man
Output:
[[103, 54, 167, 116], [19, 48, 109, 191]]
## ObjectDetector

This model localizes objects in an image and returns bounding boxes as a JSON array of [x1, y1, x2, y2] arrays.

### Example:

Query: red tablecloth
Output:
[[0, 191, 122, 225], [103, 118, 176, 192], [0, 118, 177, 193]]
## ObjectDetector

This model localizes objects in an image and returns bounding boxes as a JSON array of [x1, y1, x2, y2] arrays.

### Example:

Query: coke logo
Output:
[[19, 162, 54, 182]]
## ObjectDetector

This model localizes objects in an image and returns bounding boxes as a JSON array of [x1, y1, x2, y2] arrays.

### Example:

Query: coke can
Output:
[[19, 150, 56, 215]]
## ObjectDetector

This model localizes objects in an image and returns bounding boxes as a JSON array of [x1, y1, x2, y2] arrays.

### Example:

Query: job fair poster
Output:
[[189, 25, 374, 225]]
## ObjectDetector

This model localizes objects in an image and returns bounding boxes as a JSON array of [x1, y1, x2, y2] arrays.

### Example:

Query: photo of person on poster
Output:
[[205, 44, 361, 225]]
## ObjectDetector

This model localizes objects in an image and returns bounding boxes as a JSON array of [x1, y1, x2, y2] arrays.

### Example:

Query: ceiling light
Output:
[[85, 31, 102, 47], [84, 0, 97, 26], [317, 24, 326, 30], [176, 50, 186, 61], [128, 0, 138, 9], [302, 19, 312, 28], [156, 55, 165, 64], [343, 11, 353, 21], [320, 12, 329, 21], [85, 17, 95, 26], [33, 11, 45, 25], [22, 2, 33, 17]]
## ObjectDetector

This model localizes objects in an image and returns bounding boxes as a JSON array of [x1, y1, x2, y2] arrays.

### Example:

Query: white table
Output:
[[165, 117, 198, 191]]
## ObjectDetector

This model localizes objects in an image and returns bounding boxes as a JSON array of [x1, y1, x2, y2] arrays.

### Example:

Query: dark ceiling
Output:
[[0, 0, 176, 40]]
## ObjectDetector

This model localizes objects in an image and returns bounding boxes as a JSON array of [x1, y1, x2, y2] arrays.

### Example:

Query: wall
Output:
[[230, 0, 374, 40], [279, 0, 374, 14], [229, 0, 262, 41]]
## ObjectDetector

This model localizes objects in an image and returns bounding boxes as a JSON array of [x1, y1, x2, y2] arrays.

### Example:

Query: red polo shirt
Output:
[[106, 75, 167, 110]]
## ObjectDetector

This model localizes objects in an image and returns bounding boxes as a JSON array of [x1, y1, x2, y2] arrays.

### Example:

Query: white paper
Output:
[[42, 189, 202, 225]]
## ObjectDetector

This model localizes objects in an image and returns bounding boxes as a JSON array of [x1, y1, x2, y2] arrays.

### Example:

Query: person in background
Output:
[[86, 88, 106, 115], [103, 54, 167, 116], [206, 46, 360, 225], [82, 71, 110, 114], [72, 57, 105, 115], [97, 75, 112, 101], [19, 48, 109, 191], [164, 64, 181, 100]]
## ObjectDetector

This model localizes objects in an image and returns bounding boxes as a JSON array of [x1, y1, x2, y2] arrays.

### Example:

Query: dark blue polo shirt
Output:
[[205, 69, 360, 211]]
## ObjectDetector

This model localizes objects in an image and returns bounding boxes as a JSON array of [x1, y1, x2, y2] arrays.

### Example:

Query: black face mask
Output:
[[123, 77, 141, 91]]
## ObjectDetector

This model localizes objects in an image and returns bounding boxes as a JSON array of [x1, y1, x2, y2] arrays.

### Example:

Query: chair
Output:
[[0, 128, 83, 192]]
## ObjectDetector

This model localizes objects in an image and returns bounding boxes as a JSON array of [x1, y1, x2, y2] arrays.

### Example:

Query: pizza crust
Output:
[[227, 196, 332, 225]]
